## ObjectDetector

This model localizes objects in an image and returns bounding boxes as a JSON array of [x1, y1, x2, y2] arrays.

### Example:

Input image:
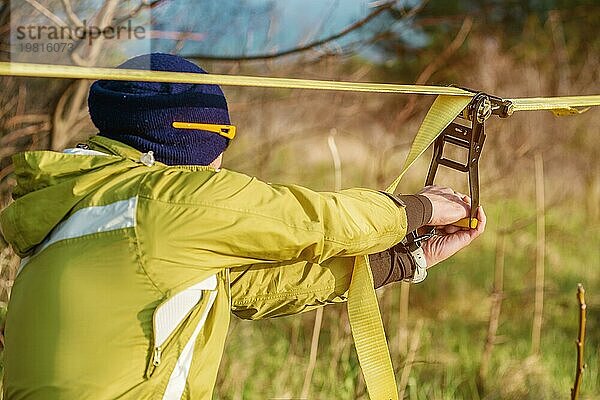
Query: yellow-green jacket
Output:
[[0, 136, 407, 399]]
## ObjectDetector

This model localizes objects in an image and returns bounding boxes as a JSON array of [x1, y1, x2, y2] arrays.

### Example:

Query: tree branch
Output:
[[23, 0, 67, 27], [301, 1, 429, 67], [61, 0, 83, 27], [571, 283, 586, 400], [185, 1, 398, 62], [393, 16, 473, 125], [112, 0, 169, 27]]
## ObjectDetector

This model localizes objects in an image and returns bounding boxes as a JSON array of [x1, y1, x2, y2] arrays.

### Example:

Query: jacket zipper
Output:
[[145, 299, 195, 378], [146, 275, 218, 378], [153, 346, 162, 367], [146, 301, 193, 378]]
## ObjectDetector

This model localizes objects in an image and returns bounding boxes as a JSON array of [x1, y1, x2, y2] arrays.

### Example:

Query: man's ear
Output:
[[210, 153, 223, 169]]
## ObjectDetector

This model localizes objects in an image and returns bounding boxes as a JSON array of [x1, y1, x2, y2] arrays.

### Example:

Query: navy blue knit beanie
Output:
[[88, 53, 230, 165]]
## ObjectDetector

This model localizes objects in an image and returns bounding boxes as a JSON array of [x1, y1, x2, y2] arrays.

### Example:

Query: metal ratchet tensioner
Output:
[[404, 89, 513, 252]]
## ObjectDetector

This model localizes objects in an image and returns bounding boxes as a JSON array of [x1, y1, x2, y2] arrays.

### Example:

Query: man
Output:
[[0, 53, 485, 399]]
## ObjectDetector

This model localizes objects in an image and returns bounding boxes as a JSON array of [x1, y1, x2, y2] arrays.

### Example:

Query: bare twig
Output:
[[398, 319, 424, 399], [531, 153, 545, 355], [54, 0, 123, 149], [478, 233, 506, 392], [415, 17, 473, 85], [327, 129, 342, 190], [328, 309, 350, 388], [395, 16, 473, 124], [186, 1, 396, 62], [23, 0, 67, 27], [4, 114, 49, 128], [309, 0, 429, 64], [0, 122, 51, 155], [298, 0, 338, 48], [68, 0, 167, 63], [112, 0, 169, 26], [0, 95, 17, 122], [547, 11, 571, 95], [0, 164, 15, 185], [51, 80, 89, 149], [61, 0, 83, 27], [387, 0, 429, 20], [301, 307, 324, 399], [300, 129, 342, 399], [16, 83, 26, 116], [570, 284, 586, 400], [72, 0, 119, 66], [397, 281, 410, 355]]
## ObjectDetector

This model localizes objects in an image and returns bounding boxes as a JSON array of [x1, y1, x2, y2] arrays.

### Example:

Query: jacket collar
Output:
[[87, 135, 147, 162]]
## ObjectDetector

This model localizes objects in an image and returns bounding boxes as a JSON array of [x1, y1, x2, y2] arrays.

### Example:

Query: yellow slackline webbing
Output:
[[1, 62, 599, 399], [385, 95, 474, 192], [508, 96, 597, 116], [508, 96, 599, 111], [348, 95, 472, 400], [0, 62, 471, 96], [2, 62, 598, 114]]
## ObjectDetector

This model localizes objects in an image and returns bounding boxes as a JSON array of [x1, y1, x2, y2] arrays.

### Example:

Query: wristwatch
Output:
[[406, 246, 427, 283], [400, 230, 432, 284]]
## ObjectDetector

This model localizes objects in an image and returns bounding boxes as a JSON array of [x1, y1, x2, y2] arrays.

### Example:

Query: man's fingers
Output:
[[456, 197, 471, 219], [436, 225, 463, 234], [421, 185, 455, 196], [467, 206, 486, 239], [423, 205, 487, 268], [420, 185, 477, 226], [476, 206, 487, 233]]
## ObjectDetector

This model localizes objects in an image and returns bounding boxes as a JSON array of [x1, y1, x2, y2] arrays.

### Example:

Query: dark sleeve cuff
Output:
[[397, 194, 432, 232], [369, 246, 416, 289], [378, 192, 432, 232]]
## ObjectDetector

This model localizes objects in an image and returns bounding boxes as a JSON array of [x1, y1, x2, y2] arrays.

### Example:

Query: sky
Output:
[[150, 0, 394, 59], [10, 0, 423, 65]]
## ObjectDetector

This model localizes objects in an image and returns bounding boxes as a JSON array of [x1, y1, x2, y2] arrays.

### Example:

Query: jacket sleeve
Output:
[[138, 169, 408, 290], [229, 249, 417, 320], [229, 258, 354, 320]]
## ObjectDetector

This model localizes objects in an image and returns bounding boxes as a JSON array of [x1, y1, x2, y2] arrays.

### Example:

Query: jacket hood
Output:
[[0, 136, 146, 256]]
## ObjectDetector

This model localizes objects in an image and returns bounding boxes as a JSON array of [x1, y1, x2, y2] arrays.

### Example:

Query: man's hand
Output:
[[422, 205, 486, 268], [418, 185, 471, 226], [415, 185, 486, 268]]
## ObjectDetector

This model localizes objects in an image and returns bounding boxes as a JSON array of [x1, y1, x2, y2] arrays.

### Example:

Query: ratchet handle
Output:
[[453, 217, 478, 229]]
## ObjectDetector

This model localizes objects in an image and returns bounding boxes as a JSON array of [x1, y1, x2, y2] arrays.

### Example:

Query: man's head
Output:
[[88, 53, 230, 166]]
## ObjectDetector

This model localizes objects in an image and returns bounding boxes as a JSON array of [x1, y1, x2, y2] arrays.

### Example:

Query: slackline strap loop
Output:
[[347, 95, 472, 399], [1, 62, 598, 400]]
